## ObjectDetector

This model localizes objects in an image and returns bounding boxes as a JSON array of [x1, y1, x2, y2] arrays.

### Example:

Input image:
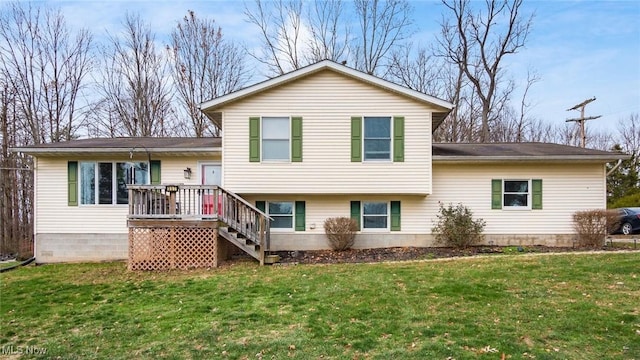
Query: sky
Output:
[[38, 0, 640, 133]]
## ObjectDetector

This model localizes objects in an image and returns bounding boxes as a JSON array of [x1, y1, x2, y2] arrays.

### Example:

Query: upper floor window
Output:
[[80, 161, 148, 205], [262, 117, 290, 161], [250, 116, 302, 162], [364, 116, 391, 161], [351, 116, 403, 162]]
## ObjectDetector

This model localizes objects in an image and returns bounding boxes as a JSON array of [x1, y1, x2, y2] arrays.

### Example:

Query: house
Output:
[[13, 60, 628, 267]]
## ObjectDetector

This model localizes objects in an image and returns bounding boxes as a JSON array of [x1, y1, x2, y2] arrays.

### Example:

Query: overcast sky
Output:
[[44, 0, 640, 133]]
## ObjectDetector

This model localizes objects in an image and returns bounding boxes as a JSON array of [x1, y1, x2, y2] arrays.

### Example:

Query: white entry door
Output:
[[201, 164, 221, 186]]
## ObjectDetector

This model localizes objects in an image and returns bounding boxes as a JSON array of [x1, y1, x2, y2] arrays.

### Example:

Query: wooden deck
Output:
[[127, 185, 273, 269]]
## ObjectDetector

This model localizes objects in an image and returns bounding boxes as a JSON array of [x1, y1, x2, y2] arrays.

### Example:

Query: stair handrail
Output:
[[217, 186, 272, 263], [217, 186, 272, 220]]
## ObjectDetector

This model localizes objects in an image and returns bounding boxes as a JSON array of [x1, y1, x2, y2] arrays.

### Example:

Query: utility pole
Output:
[[565, 97, 601, 148]]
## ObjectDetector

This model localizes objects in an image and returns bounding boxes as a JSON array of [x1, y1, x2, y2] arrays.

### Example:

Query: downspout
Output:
[[606, 159, 623, 176]]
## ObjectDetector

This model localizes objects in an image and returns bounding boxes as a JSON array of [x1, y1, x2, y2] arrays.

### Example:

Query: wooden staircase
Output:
[[213, 188, 280, 265]]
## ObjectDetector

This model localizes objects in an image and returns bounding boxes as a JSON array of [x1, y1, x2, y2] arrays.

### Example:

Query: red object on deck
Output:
[[203, 194, 222, 215]]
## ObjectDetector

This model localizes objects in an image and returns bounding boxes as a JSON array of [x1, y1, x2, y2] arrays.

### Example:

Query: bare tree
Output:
[[97, 13, 173, 137], [170, 10, 248, 137], [244, 0, 306, 76], [387, 45, 445, 96], [437, 0, 533, 142], [0, 2, 93, 144], [490, 69, 540, 142], [305, 0, 349, 64], [352, 0, 413, 75], [553, 122, 582, 147], [512, 70, 539, 142], [0, 1, 92, 256], [617, 113, 640, 158], [587, 130, 614, 151]]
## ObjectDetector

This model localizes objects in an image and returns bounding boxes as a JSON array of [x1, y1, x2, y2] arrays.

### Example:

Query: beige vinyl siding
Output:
[[159, 157, 221, 185], [221, 70, 435, 195], [427, 163, 606, 234], [35, 155, 220, 234], [242, 195, 408, 233], [243, 162, 606, 237]]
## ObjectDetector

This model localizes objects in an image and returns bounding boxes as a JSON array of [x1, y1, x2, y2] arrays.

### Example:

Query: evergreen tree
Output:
[[607, 144, 640, 207]]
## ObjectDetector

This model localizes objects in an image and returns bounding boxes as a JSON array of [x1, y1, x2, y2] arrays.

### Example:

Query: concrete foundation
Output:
[[35, 232, 578, 263], [269, 233, 577, 251], [36, 233, 128, 263]]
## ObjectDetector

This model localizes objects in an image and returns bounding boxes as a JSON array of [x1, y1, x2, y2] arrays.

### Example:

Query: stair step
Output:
[[264, 254, 280, 264]]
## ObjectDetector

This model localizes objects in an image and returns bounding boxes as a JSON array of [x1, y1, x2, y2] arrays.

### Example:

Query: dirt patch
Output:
[[271, 245, 636, 265]]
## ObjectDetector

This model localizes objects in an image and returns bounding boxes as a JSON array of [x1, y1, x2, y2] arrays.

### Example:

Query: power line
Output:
[[565, 97, 602, 148]]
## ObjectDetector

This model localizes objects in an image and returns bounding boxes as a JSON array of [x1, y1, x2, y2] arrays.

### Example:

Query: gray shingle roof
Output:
[[12, 137, 221, 156], [26, 137, 220, 149], [13, 138, 627, 162], [433, 142, 628, 162]]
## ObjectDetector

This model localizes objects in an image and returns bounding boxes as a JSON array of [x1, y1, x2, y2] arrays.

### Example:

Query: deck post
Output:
[[259, 216, 265, 266]]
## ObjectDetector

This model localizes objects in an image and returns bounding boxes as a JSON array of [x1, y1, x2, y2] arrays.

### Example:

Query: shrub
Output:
[[609, 191, 640, 209], [324, 217, 358, 251], [431, 203, 486, 248], [573, 209, 620, 248]]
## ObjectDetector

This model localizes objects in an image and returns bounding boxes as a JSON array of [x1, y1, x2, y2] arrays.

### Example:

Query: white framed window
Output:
[[362, 201, 388, 229], [267, 201, 294, 229], [80, 161, 148, 205], [262, 116, 290, 161], [503, 180, 530, 209], [363, 116, 391, 161]]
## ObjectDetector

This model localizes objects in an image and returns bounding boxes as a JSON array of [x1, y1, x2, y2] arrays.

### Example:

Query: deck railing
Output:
[[127, 184, 271, 251]]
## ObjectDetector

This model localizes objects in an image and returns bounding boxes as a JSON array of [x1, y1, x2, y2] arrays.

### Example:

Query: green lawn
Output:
[[1, 253, 639, 359], [0, 261, 18, 271]]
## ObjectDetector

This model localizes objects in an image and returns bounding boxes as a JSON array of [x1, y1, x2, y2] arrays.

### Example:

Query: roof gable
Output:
[[200, 60, 453, 128]]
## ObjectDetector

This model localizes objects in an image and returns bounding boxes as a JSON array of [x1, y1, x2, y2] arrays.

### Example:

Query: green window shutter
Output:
[[68, 161, 78, 206], [532, 179, 543, 210], [295, 201, 305, 231], [350, 201, 361, 230], [291, 116, 303, 162], [351, 117, 362, 162], [249, 117, 260, 162], [150, 160, 161, 185], [255, 201, 266, 213], [390, 201, 401, 231], [491, 179, 502, 209], [393, 116, 405, 162]]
